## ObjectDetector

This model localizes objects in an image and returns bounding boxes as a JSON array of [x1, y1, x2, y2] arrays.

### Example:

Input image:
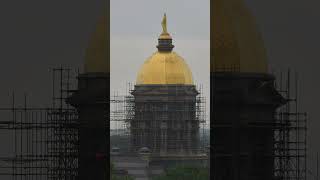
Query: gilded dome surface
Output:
[[84, 15, 109, 73], [136, 14, 194, 85], [212, 0, 268, 73], [136, 51, 194, 85]]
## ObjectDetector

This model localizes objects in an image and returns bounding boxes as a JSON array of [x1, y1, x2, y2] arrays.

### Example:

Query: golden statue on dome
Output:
[[161, 13, 168, 34], [159, 13, 172, 40]]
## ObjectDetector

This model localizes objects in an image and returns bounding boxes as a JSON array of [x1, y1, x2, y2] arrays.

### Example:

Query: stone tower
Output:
[[67, 13, 109, 180], [212, 0, 286, 179], [131, 14, 201, 159]]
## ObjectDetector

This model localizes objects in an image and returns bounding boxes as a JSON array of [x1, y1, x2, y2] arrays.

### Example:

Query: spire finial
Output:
[[159, 13, 172, 39], [157, 13, 174, 51], [161, 13, 168, 34]]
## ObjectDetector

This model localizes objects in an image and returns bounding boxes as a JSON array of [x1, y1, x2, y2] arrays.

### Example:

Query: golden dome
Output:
[[136, 51, 193, 85], [212, 0, 268, 73], [136, 14, 194, 85], [84, 15, 109, 73]]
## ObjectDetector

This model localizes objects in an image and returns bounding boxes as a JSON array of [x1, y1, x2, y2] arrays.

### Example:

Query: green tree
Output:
[[110, 162, 135, 180], [152, 166, 209, 180]]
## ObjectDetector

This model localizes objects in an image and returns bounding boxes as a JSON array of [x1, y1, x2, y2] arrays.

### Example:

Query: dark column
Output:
[[67, 73, 109, 180], [211, 72, 285, 180]]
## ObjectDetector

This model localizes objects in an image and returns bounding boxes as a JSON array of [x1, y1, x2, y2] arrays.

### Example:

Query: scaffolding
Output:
[[211, 67, 307, 180], [273, 69, 307, 180], [0, 67, 79, 180], [110, 83, 208, 156]]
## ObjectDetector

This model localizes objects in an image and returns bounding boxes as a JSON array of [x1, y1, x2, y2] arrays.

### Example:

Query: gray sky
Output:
[[110, 0, 211, 128]]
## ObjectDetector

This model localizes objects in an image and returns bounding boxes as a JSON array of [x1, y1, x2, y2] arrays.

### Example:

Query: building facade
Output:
[[130, 14, 202, 158], [212, 0, 287, 179]]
